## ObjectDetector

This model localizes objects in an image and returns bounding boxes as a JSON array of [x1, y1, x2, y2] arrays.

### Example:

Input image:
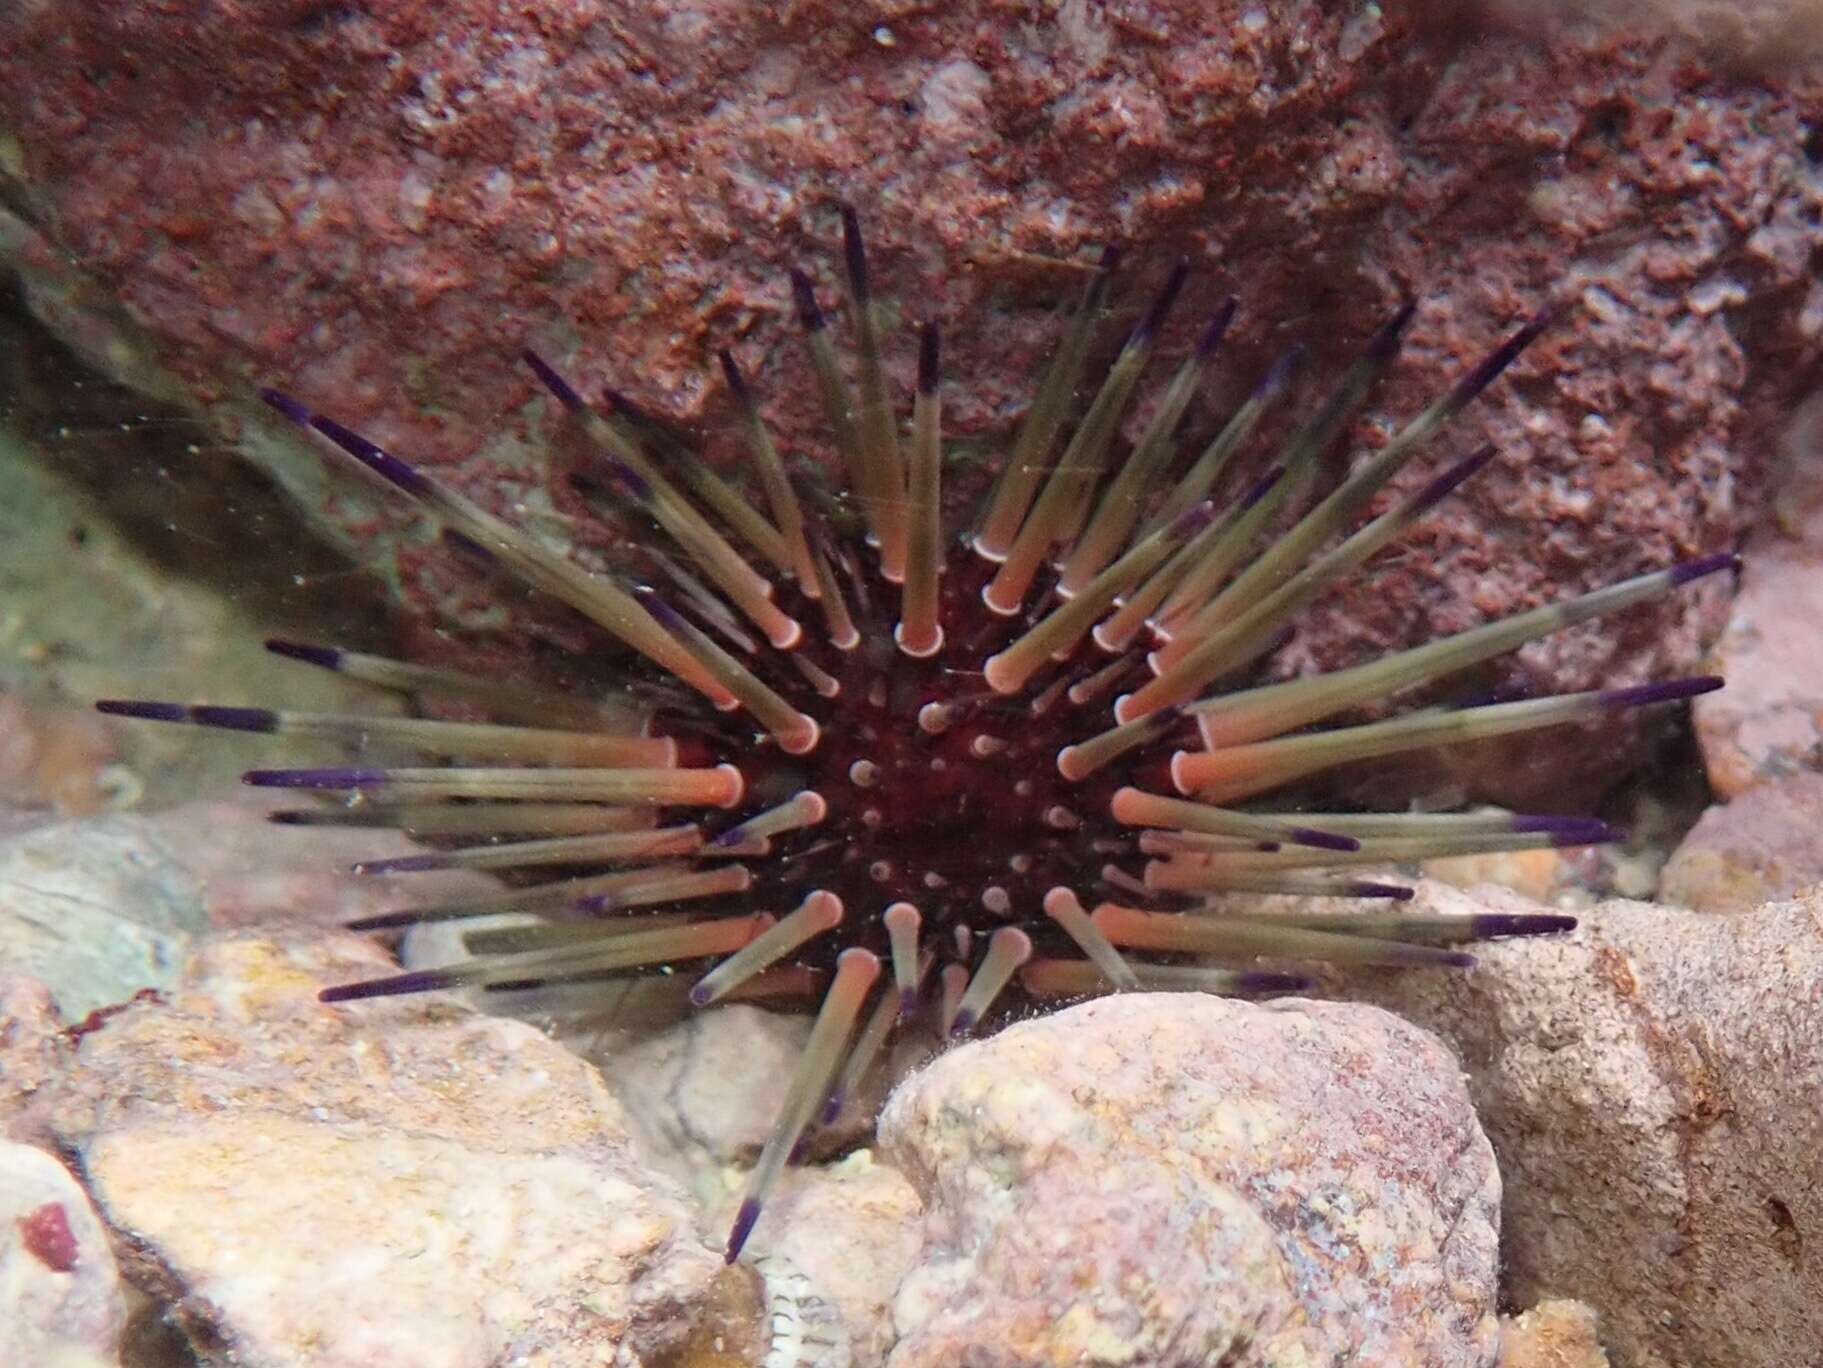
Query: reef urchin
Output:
[[98, 209, 1732, 1260]]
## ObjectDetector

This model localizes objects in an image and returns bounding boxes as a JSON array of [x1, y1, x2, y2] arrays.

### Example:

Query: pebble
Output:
[[878, 993, 1501, 1366], [1659, 770, 1823, 912]]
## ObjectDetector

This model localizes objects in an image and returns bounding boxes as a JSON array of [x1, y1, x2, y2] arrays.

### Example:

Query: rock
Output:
[[0, 972, 68, 1138], [1499, 1298, 1610, 1368], [1695, 529, 1823, 798], [1426, 845, 1587, 906], [2, 5, 1811, 798], [709, 1152, 923, 1367], [1660, 770, 1823, 911], [653, 1265, 771, 1368], [0, 813, 212, 1020], [0, 367, 395, 812], [0, 694, 118, 819], [1492, 0, 1823, 63], [168, 794, 497, 933], [1362, 884, 1823, 1367], [603, 1003, 897, 1204], [0, 801, 494, 1017], [877, 993, 1500, 1367], [607, 1003, 818, 1204], [0, 1139, 126, 1368], [46, 932, 719, 1367]]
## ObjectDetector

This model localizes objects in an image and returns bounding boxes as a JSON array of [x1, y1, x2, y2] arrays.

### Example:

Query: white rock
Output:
[[47, 932, 719, 1366], [0, 1140, 125, 1368], [1365, 883, 1823, 1366], [878, 993, 1500, 1366]]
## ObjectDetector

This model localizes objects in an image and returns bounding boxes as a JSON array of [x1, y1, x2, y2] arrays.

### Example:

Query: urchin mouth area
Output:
[[97, 208, 1737, 1264], [761, 570, 1128, 939]]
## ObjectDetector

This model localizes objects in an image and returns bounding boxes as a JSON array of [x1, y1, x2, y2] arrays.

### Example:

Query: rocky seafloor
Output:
[[4, 2, 1823, 1365], [5, 757, 1823, 1366]]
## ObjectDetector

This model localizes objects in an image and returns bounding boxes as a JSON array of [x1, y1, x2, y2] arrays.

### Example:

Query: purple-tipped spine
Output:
[[601, 386, 658, 427], [1366, 300, 1418, 364], [244, 767, 388, 790], [190, 705, 278, 733], [1195, 297, 1239, 360], [918, 321, 941, 394], [602, 460, 654, 505], [1547, 822, 1618, 848], [441, 528, 499, 564], [840, 204, 869, 302], [633, 585, 688, 633], [1412, 444, 1498, 512], [1669, 551, 1742, 586], [319, 969, 454, 1002], [788, 269, 825, 332], [265, 639, 343, 670], [717, 349, 753, 407], [310, 416, 432, 497], [1128, 258, 1189, 347], [1348, 882, 1416, 900], [95, 699, 187, 723], [1471, 913, 1578, 938], [1258, 344, 1303, 399], [522, 349, 587, 412], [1287, 827, 1362, 853], [351, 853, 450, 876], [1170, 500, 1220, 540], [259, 389, 312, 425], [708, 823, 748, 849], [725, 1197, 762, 1264], [1443, 307, 1553, 413], [1238, 465, 1287, 512], [1597, 675, 1725, 709], [1509, 814, 1612, 839]]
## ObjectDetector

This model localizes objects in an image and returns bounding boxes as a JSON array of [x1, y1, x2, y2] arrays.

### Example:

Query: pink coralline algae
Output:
[[18, 1201, 78, 1274]]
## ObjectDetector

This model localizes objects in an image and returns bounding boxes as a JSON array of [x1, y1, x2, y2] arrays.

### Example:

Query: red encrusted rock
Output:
[[3, 4, 1819, 800]]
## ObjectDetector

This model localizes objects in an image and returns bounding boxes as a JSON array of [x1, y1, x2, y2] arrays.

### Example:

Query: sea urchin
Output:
[[98, 209, 1733, 1261]]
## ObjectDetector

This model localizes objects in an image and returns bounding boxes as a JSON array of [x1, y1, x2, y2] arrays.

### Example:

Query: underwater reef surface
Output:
[[3, 1, 1819, 802], [3, 801, 1820, 1365]]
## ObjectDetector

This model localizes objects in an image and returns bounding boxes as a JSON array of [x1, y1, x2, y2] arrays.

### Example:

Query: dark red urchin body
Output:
[[98, 208, 1735, 1261]]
